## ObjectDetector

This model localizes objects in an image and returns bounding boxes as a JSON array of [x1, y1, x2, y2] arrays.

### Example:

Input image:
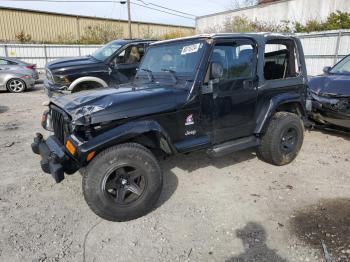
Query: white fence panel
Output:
[[338, 34, 350, 56], [298, 30, 350, 76], [80, 46, 101, 56], [5, 44, 46, 58], [0, 46, 6, 56], [0, 43, 101, 72], [1, 30, 350, 76], [46, 45, 79, 58], [304, 58, 336, 76], [299, 35, 338, 56]]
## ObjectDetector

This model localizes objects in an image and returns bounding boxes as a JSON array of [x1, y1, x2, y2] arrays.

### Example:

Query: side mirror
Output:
[[323, 66, 331, 74], [211, 62, 224, 79]]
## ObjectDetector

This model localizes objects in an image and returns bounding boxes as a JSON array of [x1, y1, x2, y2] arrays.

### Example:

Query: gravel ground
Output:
[[0, 86, 349, 262]]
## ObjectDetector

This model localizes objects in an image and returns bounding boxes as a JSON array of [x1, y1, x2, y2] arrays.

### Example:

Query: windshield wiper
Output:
[[140, 68, 154, 82], [161, 68, 178, 84]]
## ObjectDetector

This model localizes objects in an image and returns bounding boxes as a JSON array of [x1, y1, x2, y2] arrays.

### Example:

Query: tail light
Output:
[[26, 64, 36, 70]]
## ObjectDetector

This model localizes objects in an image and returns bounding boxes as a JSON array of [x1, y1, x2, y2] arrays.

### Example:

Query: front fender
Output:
[[255, 93, 306, 134], [78, 120, 175, 157]]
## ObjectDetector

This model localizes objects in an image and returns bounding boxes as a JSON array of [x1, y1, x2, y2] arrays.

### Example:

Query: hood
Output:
[[51, 83, 189, 125], [47, 56, 105, 72], [308, 74, 350, 97]]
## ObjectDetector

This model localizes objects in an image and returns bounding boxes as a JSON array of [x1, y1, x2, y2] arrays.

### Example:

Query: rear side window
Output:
[[210, 41, 255, 80], [264, 40, 300, 80], [0, 59, 10, 65]]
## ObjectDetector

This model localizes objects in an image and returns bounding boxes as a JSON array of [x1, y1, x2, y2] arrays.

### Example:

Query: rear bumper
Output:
[[31, 133, 78, 183], [33, 71, 39, 80], [23, 78, 35, 89]]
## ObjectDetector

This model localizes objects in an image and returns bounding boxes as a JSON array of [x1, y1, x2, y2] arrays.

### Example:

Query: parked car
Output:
[[0, 57, 39, 80], [32, 33, 308, 221], [44, 39, 155, 96], [0, 68, 36, 93], [307, 54, 350, 129]]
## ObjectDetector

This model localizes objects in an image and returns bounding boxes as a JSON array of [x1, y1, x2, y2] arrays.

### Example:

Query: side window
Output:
[[115, 44, 144, 64], [0, 59, 9, 65], [208, 42, 255, 81], [264, 40, 300, 80]]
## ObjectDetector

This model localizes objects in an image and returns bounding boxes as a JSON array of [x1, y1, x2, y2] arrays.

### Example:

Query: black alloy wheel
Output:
[[102, 165, 147, 205]]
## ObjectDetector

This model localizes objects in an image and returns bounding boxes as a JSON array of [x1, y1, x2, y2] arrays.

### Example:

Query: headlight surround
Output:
[[41, 110, 53, 132], [56, 75, 71, 85]]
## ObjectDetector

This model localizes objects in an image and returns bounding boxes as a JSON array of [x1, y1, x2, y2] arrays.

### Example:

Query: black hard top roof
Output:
[[111, 39, 157, 45], [151, 33, 298, 46]]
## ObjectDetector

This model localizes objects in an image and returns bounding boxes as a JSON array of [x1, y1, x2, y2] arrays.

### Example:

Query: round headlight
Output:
[[41, 110, 53, 132]]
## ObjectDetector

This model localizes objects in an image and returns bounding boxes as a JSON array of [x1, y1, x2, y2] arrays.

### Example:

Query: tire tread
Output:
[[82, 143, 162, 221]]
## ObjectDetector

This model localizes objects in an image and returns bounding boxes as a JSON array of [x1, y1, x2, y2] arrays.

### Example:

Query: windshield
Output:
[[330, 55, 350, 74], [91, 41, 122, 61], [139, 40, 206, 77]]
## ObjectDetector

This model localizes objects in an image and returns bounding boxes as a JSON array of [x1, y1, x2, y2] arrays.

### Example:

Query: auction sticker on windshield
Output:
[[181, 43, 201, 55]]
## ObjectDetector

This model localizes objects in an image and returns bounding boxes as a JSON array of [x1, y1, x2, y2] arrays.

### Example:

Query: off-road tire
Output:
[[82, 143, 162, 221], [257, 112, 304, 166]]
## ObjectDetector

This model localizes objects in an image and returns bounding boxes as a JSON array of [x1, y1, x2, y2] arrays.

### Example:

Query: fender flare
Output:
[[255, 93, 306, 134], [78, 120, 176, 157], [68, 76, 108, 91]]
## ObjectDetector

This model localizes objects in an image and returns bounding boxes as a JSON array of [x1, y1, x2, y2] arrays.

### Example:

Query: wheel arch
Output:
[[255, 93, 306, 134], [68, 76, 108, 91], [79, 120, 176, 161]]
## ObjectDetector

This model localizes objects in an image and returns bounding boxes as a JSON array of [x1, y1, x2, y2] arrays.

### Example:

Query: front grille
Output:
[[51, 106, 69, 144], [323, 99, 350, 113]]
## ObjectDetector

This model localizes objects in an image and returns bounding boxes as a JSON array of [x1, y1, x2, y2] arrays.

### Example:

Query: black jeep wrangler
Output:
[[32, 33, 308, 221], [44, 39, 155, 96]]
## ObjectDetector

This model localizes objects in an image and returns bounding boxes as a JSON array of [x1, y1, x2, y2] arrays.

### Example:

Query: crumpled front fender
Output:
[[79, 120, 176, 155]]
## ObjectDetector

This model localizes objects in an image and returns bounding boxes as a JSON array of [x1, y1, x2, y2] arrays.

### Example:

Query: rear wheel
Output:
[[82, 143, 162, 221], [7, 78, 26, 93], [257, 112, 304, 166]]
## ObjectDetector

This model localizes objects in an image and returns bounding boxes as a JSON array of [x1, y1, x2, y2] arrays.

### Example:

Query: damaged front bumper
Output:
[[31, 133, 79, 183], [307, 93, 350, 129], [44, 79, 71, 98]]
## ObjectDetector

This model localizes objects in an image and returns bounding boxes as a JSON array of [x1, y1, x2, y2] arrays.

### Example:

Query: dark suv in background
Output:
[[44, 39, 155, 96]]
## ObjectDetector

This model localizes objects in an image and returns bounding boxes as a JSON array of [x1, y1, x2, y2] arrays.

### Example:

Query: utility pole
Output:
[[127, 0, 132, 39]]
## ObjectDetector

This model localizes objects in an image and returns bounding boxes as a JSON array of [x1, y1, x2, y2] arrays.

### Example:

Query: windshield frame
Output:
[[137, 39, 208, 82], [329, 54, 350, 75], [91, 41, 123, 62]]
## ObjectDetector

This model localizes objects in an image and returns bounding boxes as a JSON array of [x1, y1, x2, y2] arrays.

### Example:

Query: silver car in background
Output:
[[0, 57, 39, 80], [0, 68, 35, 93]]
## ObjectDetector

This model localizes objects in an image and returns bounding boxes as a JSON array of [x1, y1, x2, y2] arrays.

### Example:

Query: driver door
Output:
[[204, 39, 258, 144]]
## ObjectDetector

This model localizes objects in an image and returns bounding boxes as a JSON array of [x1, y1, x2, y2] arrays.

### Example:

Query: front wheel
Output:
[[257, 112, 304, 166], [82, 143, 162, 221]]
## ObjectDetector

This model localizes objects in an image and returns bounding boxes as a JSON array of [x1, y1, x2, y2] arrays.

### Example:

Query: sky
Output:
[[0, 0, 237, 27]]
